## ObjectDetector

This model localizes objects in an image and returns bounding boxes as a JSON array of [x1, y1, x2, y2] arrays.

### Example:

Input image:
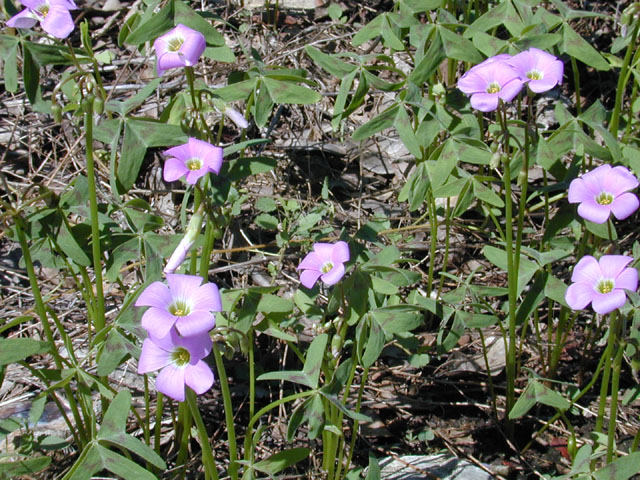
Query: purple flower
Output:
[[297, 241, 350, 288], [7, 0, 76, 39], [138, 328, 214, 402], [135, 274, 221, 339], [457, 55, 523, 112], [163, 138, 224, 185], [153, 24, 206, 76], [565, 255, 638, 314], [568, 165, 639, 224], [509, 48, 563, 93]]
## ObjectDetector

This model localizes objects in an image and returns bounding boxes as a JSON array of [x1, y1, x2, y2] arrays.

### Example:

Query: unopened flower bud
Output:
[[163, 209, 203, 274], [432, 83, 446, 97], [51, 104, 62, 124], [93, 97, 104, 115], [225, 106, 249, 129]]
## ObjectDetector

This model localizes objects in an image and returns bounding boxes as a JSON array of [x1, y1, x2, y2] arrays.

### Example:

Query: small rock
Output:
[[379, 454, 493, 480]]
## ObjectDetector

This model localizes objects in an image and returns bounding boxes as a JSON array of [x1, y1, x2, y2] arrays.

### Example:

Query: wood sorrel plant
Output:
[[3, 0, 640, 479]]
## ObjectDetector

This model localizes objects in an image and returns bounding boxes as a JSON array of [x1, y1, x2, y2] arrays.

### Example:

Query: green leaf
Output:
[[174, 0, 225, 46], [303, 334, 328, 388], [97, 328, 138, 376], [593, 452, 640, 480], [467, 0, 524, 36], [365, 453, 381, 480], [58, 219, 92, 266], [0, 338, 50, 366], [306, 394, 325, 439], [124, 0, 174, 45], [223, 156, 277, 181], [438, 26, 483, 63], [362, 317, 385, 368], [509, 379, 570, 419], [256, 294, 293, 313], [2, 37, 19, 93], [22, 44, 41, 107], [352, 104, 399, 142], [305, 46, 356, 78], [118, 118, 187, 192], [106, 79, 162, 116], [262, 76, 321, 105], [394, 104, 421, 159], [257, 370, 314, 388], [370, 276, 399, 295], [252, 448, 310, 475], [408, 32, 445, 84], [352, 14, 385, 47], [0, 456, 51, 476], [482, 246, 538, 296], [255, 213, 278, 230], [560, 23, 610, 71], [371, 307, 423, 335], [211, 78, 257, 102]]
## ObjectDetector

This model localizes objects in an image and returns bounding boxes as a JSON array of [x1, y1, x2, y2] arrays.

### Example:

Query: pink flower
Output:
[[509, 48, 564, 93], [135, 274, 221, 339], [163, 138, 224, 185], [565, 255, 638, 314], [138, 328, 214, 402], [7, 0, 76, 39], [457, 55, 523, 112], [568, 165, 639, 224], [297, 241, 350, 288], [153, 24, 206, 76]]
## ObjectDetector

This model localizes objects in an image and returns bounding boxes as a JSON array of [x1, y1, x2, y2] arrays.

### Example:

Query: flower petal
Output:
[[41, 3, 74, 38], [615, 267, 638, 292], [6, 9, 39, 29], [576, 198, 611, 224], [178, 332, 212, 360], [568, 177, 598, 203], [469, 92, 499, 112], [300, 269, 322, 289], [298, 251, 323, 271], [331, 241, 350, 264], [164, 157, 188, 182], [321, 263, 345, 286], [498, 78, 524, 101], [605, 166, 639, 196], [175, 311, 215, 337], [138, 338, 170, 374], [184, 361, 214, 395], [157, 51, 186, 76], [610, 192, 639, 220], [136, 281, 172, 308], [156, 364, 186, 401], [167, 274, 204, 304], [141, 308, 176, 339], [177, 29, 206, 67], [599, 255, 633, 279], [192, 282, 222, 313], [592, 290, 627, 315], [565, 283, 595, 311], [571, 256, 602, 284]]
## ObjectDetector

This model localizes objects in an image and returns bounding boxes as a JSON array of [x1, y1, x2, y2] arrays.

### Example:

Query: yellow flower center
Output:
[[527, 70, 543, 80], [167, 35, 185, 53], [596, 191, 614, 205], [171, 347, 191, 367], [169, 300, 191, 317], [36, 3, 50, 16], [597, 279, 614, 294], [486, 82, 501, 94], [321, 262, 333, 274], [186, 158, 202, 171]]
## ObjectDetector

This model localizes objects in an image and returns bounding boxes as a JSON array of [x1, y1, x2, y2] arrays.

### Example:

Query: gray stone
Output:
[[380, 454, 493, 480]]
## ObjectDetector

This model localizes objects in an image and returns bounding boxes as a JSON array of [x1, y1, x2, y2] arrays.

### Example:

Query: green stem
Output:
[[596, 312, 617, 435], [84, 105, 105, 333], [176, 399, 192, 479], [185, 66, 201, 112], [212, 342, 238, 480], [609, 20, 639, 137], [570, 56, 583, 117], [499, 105, 517, 421], [186, 389, 220, 480], [154, 392, 164, 454], [606, 316, 626, 463]]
